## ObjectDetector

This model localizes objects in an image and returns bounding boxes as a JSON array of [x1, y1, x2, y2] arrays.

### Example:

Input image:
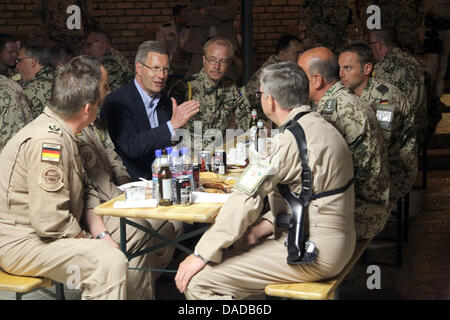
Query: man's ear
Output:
[[267, 93, 277, 112], [83, 103, 92, 116], [31, 58, 38, 69], [135, 61, 142, 76], [363, 62, 373, 77], [311, 74, 324, 90]]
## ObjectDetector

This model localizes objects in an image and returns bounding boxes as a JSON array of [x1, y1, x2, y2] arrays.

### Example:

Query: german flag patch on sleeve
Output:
[[41, 143, 62, 163]]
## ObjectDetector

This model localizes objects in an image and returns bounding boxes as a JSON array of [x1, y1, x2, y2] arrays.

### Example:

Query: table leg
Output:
[[120, 218, 127, 257]]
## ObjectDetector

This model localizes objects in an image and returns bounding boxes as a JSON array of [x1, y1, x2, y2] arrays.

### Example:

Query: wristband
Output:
[[95, 230, 110, 240]]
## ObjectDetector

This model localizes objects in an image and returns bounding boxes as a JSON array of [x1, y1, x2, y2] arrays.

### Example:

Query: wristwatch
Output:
[[194, 250, 207, 263], [95, 230, 110, 240]]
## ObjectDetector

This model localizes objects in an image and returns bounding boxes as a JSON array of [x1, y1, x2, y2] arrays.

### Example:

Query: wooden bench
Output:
[[265, 238, 372, 300], [0, 269, 64, 300]]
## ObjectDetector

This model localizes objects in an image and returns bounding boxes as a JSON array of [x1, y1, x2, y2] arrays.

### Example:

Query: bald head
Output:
[[297, 47, 339, 104], [297, 47, 339, 83]]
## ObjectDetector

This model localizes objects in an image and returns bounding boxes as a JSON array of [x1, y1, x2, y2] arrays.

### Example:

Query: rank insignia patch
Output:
[[41, 143, 62, 163]]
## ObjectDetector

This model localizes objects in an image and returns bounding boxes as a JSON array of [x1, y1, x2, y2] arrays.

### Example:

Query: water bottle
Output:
[[166, 147, 173, 165], [181, 147, 194, 187], [256, 120, 266, 152], [170, 148, 182, 202], [152, 149, 162, 200]]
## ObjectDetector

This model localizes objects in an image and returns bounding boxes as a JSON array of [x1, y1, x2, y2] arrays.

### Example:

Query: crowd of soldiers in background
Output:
[[0, 0, 448, 300], [0, 4, 445, 240]]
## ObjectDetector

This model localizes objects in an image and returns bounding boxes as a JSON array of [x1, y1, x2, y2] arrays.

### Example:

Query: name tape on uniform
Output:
[[235, 160, 273, 196]]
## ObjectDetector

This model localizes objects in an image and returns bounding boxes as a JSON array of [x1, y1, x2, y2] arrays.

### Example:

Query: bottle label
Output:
[[162, 179, 172, 200], [180, 188, 191, 204]]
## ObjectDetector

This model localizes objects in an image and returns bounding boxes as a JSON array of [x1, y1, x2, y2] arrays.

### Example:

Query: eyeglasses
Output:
[[255, 91, 262, 99], [204, 55, 229, 65], [139, 61, 170, 75], [15, 57, 32, 64], [85, 40, 100, 48]]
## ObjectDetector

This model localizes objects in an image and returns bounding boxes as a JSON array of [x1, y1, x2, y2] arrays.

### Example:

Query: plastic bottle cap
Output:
[[155, 149, 162, 157]]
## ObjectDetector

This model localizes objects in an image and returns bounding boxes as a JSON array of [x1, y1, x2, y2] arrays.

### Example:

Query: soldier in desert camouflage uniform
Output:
[[169, 36, 251, 148], [16, 45, 55, 119], [0, 75, 33, 150], [369, 29, 428, 152], [244, 34, 303, 122], [338, 42, 418, 212], [85, 31, 134, 92], [299, 47, 390, 240]]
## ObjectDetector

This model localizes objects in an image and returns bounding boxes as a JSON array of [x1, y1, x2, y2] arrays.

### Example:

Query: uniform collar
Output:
[[278, 105, 313, 132], [33, 66, 53, 81], [321, 81, 345, 101], [378, 47, 400, 66], [102, 47, 118, 59], [362, 77, 375, 95], [267, 55, 281, 65], [43, 106, 78, 141], [198, 68, 221, 92]]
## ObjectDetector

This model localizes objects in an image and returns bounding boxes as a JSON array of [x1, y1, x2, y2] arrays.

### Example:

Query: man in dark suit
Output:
[[101, 41, 199, 181]]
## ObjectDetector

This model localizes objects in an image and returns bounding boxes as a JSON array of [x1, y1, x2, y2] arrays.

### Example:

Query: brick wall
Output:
[[0, 0, 300, 70], [0, 0, 41, 36]]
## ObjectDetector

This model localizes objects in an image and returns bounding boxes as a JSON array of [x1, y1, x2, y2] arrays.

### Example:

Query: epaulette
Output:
[[376, 84, 389, 96], [322, 98, 337, 114]]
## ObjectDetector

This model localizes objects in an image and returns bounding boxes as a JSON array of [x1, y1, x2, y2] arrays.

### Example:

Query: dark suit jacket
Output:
[[101, 81, 173, 181]]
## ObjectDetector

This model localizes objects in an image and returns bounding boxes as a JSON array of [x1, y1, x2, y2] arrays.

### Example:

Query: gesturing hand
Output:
[[171, 98, 200, 130]]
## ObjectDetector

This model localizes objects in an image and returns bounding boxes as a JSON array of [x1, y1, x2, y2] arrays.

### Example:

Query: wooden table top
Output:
[[94, 194, 223, 224]]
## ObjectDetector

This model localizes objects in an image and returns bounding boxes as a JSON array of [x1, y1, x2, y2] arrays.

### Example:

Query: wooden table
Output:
[[94, 194, 224, 273]]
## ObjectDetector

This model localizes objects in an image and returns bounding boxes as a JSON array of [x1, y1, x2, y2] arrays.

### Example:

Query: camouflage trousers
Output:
[[354, 199, 389, 240]]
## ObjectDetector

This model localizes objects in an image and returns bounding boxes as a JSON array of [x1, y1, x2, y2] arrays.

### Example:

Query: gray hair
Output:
[[135, 41, 168, 65], [203, 36, 234, 59], [49, 55, 102, 119], [259, 61, 309, 110], [22, 44, 51, 68]]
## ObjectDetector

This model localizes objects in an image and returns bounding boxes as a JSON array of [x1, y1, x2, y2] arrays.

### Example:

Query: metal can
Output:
[[199, 150, 212, 172], [192, 164, 200, 189], [213, 150, 227, 175], [176, 175, 192, 205]]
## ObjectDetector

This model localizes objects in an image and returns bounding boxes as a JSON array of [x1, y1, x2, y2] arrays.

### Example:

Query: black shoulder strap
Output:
[[283, 111, 353, 202], [285, 113, 312, 205]]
